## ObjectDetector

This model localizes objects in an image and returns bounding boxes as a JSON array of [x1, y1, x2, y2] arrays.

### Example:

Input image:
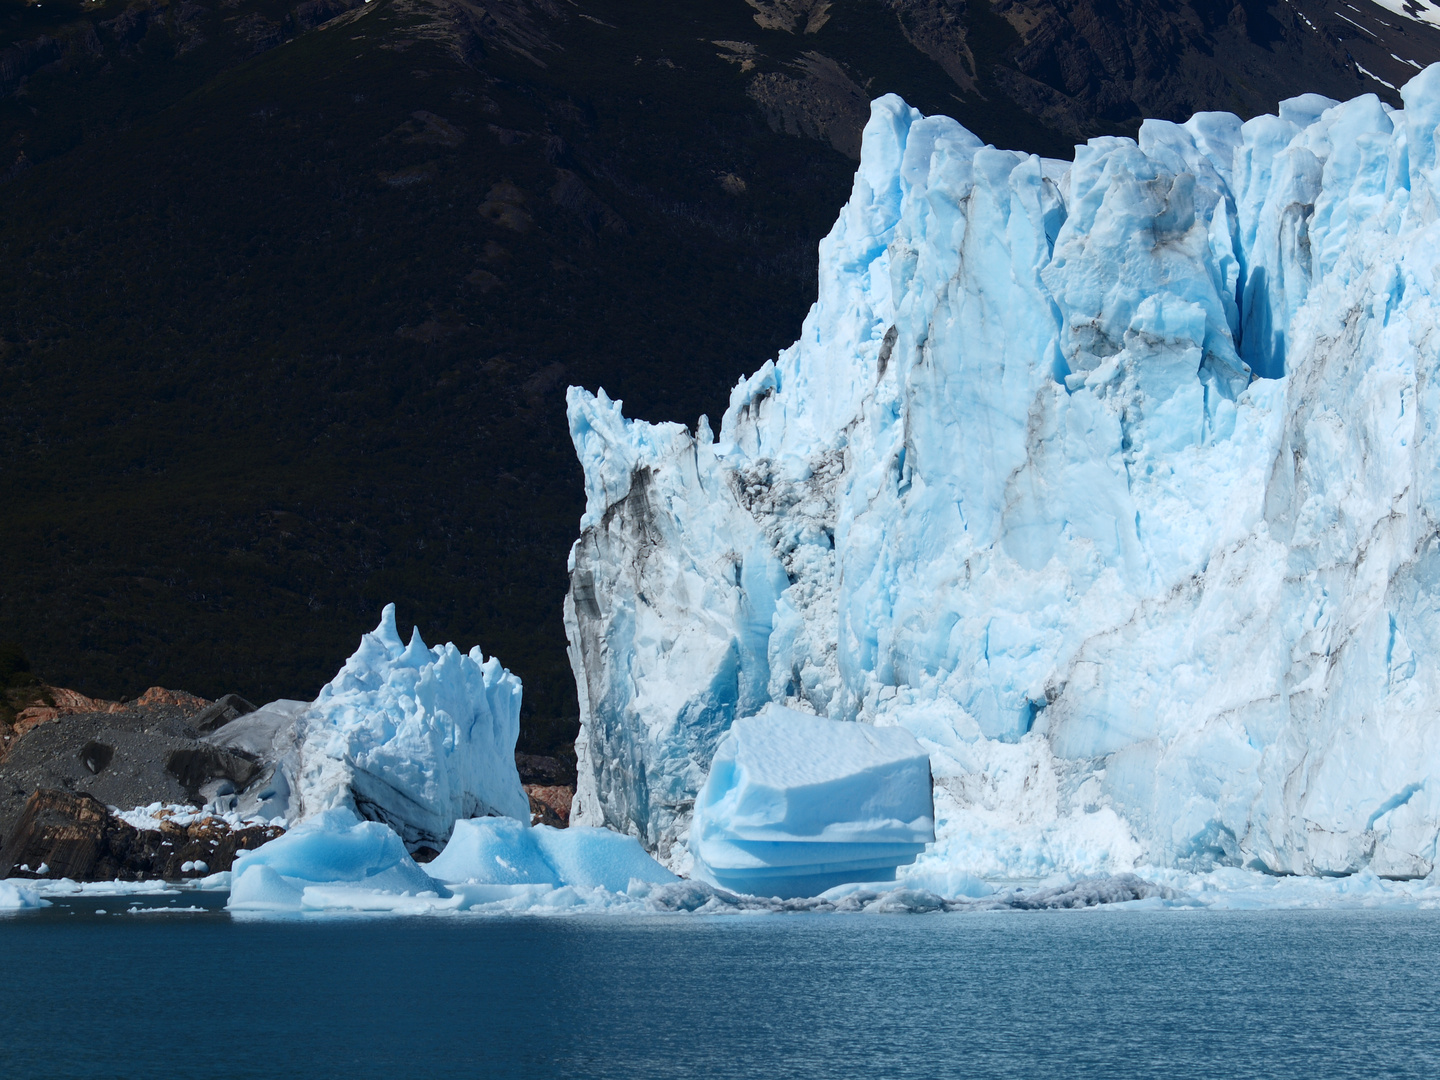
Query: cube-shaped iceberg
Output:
[[689, 706, 934, 897]]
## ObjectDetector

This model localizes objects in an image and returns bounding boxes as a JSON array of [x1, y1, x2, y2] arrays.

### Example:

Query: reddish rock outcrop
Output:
[[131, 686, 208, 712], [516, 750, 575, 827], [524, 784, 573, 828]]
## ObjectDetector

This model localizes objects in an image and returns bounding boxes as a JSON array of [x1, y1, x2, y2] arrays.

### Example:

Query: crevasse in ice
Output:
[[565, 67, 1440, 881]]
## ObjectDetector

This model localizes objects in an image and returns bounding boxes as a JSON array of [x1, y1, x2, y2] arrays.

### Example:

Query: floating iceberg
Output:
[[565, 68, 1440, 883], [228, 808, 443, 911], [0, 880, 48, 910], [424, 817, 677, 893], [227, 806, 675, 913], [425, 817, 559, 885], [297, 604, 530, 846], [690, 706, 935, 897], [204, 605, 529, 850]]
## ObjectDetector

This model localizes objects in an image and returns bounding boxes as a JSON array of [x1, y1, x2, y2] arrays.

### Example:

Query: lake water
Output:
[[3, 895, 1439, 1079]]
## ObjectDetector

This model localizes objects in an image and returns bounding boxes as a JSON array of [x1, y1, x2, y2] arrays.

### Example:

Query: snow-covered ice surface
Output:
[[690, 705, 934, 896], [111, 802, 282, 832], [565, 66, 1440, 889], [30, 878, 184, 898]]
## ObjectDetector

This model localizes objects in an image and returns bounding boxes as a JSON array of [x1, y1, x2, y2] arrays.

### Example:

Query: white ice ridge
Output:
[[690, 706, 934, 897], [565, 66, 1440, 883], [294, 604, 530, 846]]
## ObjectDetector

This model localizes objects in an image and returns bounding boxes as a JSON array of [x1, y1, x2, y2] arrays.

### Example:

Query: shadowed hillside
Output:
[[3, 0, 1438, 752]]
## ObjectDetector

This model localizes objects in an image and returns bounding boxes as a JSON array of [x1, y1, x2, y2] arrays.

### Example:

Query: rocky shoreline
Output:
[[1, 790, 282, 883], [1, 682, 578, 882]]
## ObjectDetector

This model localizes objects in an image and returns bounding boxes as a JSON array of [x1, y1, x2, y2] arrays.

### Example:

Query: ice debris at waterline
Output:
[[0, 880, 48, 910], [22, 862, 1440, 916], [690, 706, 934, 897], [228, 808, 441, 911], [565, 67, 1440, 883], [202, 604, 529, 849], [228, 807, 676, 913], [427, 817, 678, 892]]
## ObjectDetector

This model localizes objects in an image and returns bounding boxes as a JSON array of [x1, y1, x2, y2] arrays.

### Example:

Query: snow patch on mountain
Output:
[[1368, 0, 1440, 32]]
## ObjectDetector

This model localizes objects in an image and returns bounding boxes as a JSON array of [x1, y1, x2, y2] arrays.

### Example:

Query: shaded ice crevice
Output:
[[564, 67, 1440, 882]]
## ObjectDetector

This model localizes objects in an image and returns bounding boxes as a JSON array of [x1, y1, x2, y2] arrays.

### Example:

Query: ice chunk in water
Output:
[[228, 807, 441, 910], [423, 818, 559, 886], [690, 705, 934, 897], [0, 880, 48, 910], [531, 825, 679, 892], [424, 818, 677, 893]]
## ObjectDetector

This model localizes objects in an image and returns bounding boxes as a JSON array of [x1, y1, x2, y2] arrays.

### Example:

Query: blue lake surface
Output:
[[3, 897, 1439, 1079]]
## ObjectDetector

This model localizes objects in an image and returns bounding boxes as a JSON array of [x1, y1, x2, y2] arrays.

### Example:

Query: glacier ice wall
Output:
[[564, 67, 1440, 880], [297, 604, 530, 846]]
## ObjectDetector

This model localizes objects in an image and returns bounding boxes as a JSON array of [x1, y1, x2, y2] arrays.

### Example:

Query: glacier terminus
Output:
[[564, 65, 1440, 887]]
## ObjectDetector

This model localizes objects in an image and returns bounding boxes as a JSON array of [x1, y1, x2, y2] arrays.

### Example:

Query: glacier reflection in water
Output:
[[3, 902, 1439, 1079]]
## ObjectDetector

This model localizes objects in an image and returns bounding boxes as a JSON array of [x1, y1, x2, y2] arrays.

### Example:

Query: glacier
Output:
[[564, 66, 1440, 885], [690, 705, 934, 897]]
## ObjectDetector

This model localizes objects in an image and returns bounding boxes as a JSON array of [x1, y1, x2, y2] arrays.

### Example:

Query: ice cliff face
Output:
[[565, 68, 1440, 881]]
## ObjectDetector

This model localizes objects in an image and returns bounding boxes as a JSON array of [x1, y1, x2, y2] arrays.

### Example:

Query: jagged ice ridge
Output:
[[564, 67, 1440, 884], [209, 604, 530, 849], [297, 603, 531, 844]]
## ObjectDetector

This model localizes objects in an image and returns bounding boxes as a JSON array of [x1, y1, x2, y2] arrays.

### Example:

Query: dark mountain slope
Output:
[[3, 0, 1439, 752]]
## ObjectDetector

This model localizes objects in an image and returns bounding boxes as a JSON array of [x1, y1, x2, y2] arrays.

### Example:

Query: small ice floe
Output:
[[0, 880, 50, 911]]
